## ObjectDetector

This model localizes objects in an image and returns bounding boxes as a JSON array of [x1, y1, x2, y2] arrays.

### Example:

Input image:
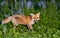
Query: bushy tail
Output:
[[1, 16, 12, 24]]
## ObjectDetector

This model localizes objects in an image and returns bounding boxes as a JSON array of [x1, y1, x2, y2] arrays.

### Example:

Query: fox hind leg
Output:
[[13, 23, 18, 30]]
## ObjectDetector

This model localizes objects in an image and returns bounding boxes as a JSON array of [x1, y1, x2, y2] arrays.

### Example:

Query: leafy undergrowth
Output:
[[0, 3, 60, 38], [0, 9, 60, 38]]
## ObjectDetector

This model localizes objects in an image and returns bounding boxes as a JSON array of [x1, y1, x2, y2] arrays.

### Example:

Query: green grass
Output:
[[0, 9, 60, 38], [0, 1, 60, 38]]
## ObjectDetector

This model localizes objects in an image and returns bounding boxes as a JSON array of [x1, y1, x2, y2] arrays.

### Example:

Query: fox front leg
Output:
[[27, 24, 33, 31]]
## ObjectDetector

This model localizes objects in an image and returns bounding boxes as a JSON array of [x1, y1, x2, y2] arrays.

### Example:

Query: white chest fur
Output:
[[30, 19, 35, 25]]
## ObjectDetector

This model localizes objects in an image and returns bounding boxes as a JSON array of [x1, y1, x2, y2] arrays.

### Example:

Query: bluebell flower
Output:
[[26, 1, 32, 9], [38, 2, 42, 7]]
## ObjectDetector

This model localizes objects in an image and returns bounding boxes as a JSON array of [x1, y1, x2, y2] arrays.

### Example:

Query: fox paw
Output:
[[30, 28, 33, 31]]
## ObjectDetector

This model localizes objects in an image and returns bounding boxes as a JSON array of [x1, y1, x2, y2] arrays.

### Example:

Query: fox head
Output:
[[30, 12, 40, 22]]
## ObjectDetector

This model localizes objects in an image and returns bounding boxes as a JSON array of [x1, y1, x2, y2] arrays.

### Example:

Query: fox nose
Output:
[[34, 20, 37, 22]]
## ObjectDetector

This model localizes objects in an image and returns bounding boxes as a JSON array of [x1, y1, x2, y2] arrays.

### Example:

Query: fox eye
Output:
[[34, 18, 35, 19], [37, 17, 38, 19]]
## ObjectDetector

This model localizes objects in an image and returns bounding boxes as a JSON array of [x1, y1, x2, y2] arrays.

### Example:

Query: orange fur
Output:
[[2, 13, 40, 31]]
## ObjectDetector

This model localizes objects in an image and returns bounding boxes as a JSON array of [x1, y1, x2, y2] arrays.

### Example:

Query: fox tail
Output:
[[1, 16, 12, 24]]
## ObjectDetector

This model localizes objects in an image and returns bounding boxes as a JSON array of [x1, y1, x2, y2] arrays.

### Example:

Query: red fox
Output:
[[1, 13, 40, 31]]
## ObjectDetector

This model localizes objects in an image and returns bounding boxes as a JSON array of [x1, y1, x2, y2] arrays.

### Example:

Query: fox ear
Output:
[[37, 12, 40, 16], [30, 13, 33, 16]]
